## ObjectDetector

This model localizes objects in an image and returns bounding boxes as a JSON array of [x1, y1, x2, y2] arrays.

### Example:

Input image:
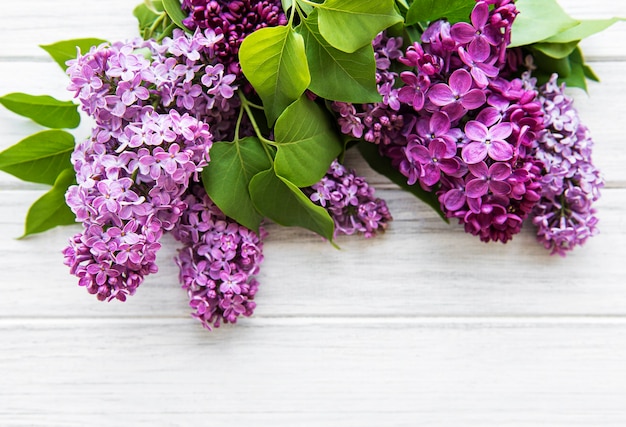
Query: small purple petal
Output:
[[462, 141, 488, 164]]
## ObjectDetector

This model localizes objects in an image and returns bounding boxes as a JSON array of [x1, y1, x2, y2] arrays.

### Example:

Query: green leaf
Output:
[[316, 0, 403, 53], [201, 137, 272, 232], [510, 0, 579, 47], [240, 26, 310, 125], [405, 0, 475, 25], [162, 0, 187, 30], [297, 10, 381, 103], [281, 0, 293, 12], [544, 18, 622, 43], [40, 38, 107, 71], [0, 93, 80, 129], [0, 130, 75, 185], [249, 169, 335, 241], [529, 47, 572, 79], [583, 64, 600, 82], [562, 47, 588, 91], [357, 142, 447, 222], [273, 96, 342, 187], [532, 41, 580, 59], [134, 3, 161, 38], [144, 0, 165, 13], [21, 168, 76, 238]]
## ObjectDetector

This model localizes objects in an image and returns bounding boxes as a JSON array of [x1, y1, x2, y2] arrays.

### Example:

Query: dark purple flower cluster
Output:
[[529, 74, 604, 255], [172, 184, 264, 329], [335, 0, 564, 247], [181, 0, 287, 77], [334, 0, 550, 244], [307, 160, 392, 238]]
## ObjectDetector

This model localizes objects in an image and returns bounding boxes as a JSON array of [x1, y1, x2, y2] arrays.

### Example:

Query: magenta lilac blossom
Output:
[[333, 0, 549, 244], [172, 184, 265, 329], [307, 160, 392, 238], [181, 0, 287, 77]]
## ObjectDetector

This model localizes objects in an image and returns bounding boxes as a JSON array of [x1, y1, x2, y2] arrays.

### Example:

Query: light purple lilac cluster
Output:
[[181, 0, 287, 78], [63, 27, 248, 299], [307, 160, 392, 238], [62, 33, 232, 301], [334, 0, 550, 244], [172, 184, 264, 329], [529, 74, 604, 255]]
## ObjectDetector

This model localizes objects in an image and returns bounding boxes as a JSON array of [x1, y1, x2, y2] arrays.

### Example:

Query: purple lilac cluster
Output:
[[334, 0, 547, 243], [307, 160, 392, 238], [181, 0, 287, 77], [172, 184, 264, 329], [528, 74, 604, 255], [62, 29, 245, 301]]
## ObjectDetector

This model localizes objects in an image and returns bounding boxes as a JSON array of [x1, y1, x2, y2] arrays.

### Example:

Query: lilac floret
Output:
[[307, 160, 392, 238], [171, 184, 265, 330], [529, 74, 604, 255]]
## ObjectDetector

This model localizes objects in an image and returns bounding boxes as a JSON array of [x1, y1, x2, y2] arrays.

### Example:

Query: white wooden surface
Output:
[[1, 1, 625, 425]]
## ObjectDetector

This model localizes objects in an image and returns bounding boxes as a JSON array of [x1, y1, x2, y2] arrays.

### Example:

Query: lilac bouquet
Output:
[[0, 0, 616, 330]]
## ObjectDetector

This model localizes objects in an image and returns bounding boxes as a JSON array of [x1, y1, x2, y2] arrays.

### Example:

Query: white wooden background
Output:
[[1, 1, 625, 425]]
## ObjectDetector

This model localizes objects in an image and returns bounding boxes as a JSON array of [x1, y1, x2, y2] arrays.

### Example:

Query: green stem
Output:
[[156, 23, 177, 42], [238, 94, 276, 164], [145, 12, 167, 39], [239, 94, 274, 146], [234, 100, 245, 143], [297, 0, 320, 7]]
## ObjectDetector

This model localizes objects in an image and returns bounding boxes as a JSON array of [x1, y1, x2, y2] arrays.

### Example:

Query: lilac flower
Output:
[[332, 1, 551, 244], [406, 138, 460, 186], [465, 161, 512, 198], [428, 68, 486, 113], [63, 35, 220, 301], [450, 1, 501, 59], [528, 74, 604, 255], [398, 71, 430, 111], [307, 160, 392, 238], [181, 0, 287, 77], [172, 184, 264, 330], [458, 46, 500, 88], [462, 120, 513, 164]]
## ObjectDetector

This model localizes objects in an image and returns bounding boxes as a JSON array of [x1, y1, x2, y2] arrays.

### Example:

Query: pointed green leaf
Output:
[[134, 3, 161, 38], [357, 142, 447, 222], [316, 0, 403, 53], [530, 47, 572, 79], [297, 10, 380, 103], [201, 137, 272, 232], [544, 18, 622, 43], [249, 169, 335, 240], [281, 0, 293, 12], [562, 47, 588, 91], [583, 64, 600, 82], [406, 0, 475, 25], [144, 0, 165, 13], [240, 26, 310, 125], [532, 41, 580, 59], [0, 130, 75, 185], [21, 168, 76, 238], [510, 0, 578, 47], [0, 93, 80, 129], [40, 38, 107, 70], [273, 96, 342, 187], [162, 0, 188, 30]]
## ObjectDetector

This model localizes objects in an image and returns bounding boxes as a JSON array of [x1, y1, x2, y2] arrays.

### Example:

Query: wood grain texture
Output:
[[1, 1, 625, 426]]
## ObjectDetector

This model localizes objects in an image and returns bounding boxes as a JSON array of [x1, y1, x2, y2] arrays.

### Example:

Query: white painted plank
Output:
[[1, 188, 624, 319], [1, 318, 626, 426]]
